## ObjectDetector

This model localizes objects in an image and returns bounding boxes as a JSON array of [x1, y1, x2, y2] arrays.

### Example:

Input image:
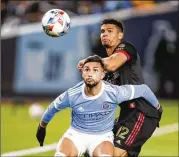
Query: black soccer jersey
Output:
[[103, 41, 161, 121], [104, 41, 144, 85]]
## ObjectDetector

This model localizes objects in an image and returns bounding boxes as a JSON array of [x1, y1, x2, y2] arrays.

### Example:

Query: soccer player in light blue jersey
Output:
[[36, 55, 160, 157]]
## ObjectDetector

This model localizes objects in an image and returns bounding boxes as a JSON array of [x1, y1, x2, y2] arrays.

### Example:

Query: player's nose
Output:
[[88, 73, 92, 77], [87, 71, 93, 77], [102, 33, 107, 37]]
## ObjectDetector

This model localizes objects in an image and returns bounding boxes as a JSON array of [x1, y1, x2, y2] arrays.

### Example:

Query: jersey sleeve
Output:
[[114, 42, 137, 61], [41, 91, 70, 123], [114, 84, 159, 108]]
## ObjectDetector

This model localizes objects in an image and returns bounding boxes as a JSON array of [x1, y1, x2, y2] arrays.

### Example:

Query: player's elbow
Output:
[[110, 65, 118, 71], [105, 64, 118, 72]]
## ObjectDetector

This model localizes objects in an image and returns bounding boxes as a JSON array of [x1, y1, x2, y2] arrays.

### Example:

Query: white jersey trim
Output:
[[68, 86, 82, 97], [129, 85, 135, 100], [53, 102, 61, 111], [69, 86, 82, 94], [82, 82, 104, 100], [69, 89, 82, 97]]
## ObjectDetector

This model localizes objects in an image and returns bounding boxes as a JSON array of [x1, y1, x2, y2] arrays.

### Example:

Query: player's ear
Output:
[[101, 71, 105, 80], [118, 32, 123, 40], [81, 68, 84, 75]]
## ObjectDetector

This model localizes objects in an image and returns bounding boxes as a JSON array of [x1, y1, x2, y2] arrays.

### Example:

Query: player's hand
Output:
[[77, 59, 86, 72], [36, 124, 46, 147]]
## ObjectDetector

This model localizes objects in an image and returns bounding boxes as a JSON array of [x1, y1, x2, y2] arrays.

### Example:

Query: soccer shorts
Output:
[[56, 127, 114, 156], [113, 111, 159, 157]]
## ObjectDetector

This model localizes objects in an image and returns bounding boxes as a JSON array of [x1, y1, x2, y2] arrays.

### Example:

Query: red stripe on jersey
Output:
[[125, 112, 145, 146], [115, 50, 130, 60], [127, 113, 145, 146]]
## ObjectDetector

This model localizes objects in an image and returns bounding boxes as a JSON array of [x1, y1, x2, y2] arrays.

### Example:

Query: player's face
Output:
[[82, 62, 105, 88], [100, 24, 123, 48]]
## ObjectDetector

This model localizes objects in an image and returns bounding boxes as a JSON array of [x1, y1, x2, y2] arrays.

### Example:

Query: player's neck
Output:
[[106, 41, 121, 56], [84, 81, 102, 97], [106, 47, 116, 56]]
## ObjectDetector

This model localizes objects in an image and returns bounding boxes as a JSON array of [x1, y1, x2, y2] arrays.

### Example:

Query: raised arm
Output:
[[115, 84, 160, 109], [103, 43, 137, 71], [77, 53, 127, 72], [102, 53, 128, 71], [77, 43, 137, 72]]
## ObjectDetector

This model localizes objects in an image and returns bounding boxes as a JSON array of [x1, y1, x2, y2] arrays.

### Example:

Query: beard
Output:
[[84, 78, 99, 88], [102, 43, 111, 48]]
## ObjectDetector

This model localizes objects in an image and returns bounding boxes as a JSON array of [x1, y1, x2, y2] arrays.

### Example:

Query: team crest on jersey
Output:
[[116, 47, 124, 50], [102, 102, 111, 110], [116, 44, 125, 51], [129, 103, 136, 109]]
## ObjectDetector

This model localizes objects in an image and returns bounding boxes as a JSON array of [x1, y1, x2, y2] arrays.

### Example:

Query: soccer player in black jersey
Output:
[[77, 19, 163, 157]]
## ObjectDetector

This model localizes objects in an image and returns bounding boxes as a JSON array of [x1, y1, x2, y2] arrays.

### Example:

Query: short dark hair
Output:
[[101, 18, 124, 32], [83, 55, 104, 69]]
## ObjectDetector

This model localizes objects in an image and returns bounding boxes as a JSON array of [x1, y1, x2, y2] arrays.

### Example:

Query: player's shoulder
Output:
[[117, 40, 136, 52], [68, 81, 83, 97], [103, 81, 131, 92], [103, 81, 117, 93]]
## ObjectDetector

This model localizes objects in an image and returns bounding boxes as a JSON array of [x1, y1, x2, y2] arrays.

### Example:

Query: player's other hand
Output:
[[77, 59, 86, 72], [36, 124, 46, 147]]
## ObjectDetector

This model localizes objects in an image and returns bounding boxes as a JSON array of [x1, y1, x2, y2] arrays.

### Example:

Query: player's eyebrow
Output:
[[83, 66, 100, 69], [101, 27, 114, 30], [106, 28, 114, 29]]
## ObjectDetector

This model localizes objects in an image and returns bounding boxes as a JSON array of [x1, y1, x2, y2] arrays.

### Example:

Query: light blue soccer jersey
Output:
[[42, 81, 159, 134]]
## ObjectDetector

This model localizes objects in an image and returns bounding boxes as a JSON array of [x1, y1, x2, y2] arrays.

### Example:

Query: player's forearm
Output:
[[102, 53, 127, 72], [102, 57, 117, 71], [131, 85, 160, 109], [41, 102, 59, 124]]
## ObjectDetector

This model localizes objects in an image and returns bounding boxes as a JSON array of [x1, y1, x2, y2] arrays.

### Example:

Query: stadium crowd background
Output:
[[2, 0, 178, 99], [1, 0, 170, 25]]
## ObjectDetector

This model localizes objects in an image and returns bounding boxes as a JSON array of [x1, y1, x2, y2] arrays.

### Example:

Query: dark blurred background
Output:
[[1, 0, 179, 101]]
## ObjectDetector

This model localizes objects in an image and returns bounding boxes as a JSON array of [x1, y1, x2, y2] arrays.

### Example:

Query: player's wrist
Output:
[[40, 121, 47, 128]]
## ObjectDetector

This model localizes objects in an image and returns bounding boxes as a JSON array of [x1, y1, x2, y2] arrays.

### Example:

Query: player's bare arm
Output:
[[77, 53, 127, 72], [102, 52, 127, 71]]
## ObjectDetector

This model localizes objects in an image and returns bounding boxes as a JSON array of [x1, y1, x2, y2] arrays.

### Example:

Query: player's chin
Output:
[[85, 81, 97, 88], [102, 43, 110, 48], [86, 83, 94, 88]]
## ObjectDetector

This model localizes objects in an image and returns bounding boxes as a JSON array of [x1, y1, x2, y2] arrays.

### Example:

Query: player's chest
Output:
[[71, 98, 116, 113], [105, 64, 131, 84]]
